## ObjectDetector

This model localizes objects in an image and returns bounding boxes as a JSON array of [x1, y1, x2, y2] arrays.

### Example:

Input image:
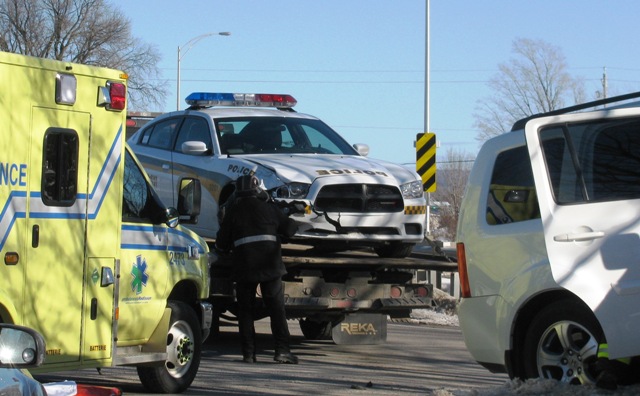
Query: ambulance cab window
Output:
[[122, 150, 166, 223], [42, 129, 78, 206]]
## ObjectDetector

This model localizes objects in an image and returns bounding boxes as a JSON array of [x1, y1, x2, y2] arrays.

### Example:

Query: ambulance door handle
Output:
[[32, 225, 39, 248], [101, 267, 115, 287], [91, 298, 98, 320], [162, 164, 170, 171]]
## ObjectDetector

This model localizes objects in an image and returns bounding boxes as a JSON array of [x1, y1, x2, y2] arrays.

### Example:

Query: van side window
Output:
[[42, 128, 78, 206], [540, 120, 640, 203], [486, 146, 540, 225]]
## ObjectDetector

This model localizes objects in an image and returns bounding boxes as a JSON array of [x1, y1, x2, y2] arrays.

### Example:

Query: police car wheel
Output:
[[522, 300, 603, 385], [374, 243, 414, 258], [137, 301, 202, 393]]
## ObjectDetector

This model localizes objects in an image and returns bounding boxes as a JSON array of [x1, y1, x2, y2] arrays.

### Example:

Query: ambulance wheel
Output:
[[137, 301, 202, 393], [374, 242, 414, 258], [299, 319, 332, 340], [522, 300, 603, 385]]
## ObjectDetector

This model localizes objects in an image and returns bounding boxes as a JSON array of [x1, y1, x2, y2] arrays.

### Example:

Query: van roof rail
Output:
[[510, 91, 640, 131]]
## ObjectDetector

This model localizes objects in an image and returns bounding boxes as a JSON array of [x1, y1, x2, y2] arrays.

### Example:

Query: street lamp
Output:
[[177, 31, 231, 110]]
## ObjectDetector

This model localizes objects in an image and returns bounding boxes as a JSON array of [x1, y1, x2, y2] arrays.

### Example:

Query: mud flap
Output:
[[331, 313, 387, 345]]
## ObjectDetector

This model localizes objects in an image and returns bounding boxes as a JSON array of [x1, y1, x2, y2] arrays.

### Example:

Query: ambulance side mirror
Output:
[[177, 177, 202, 224], [0, 324, 46, 368], [166, 207, 180, 228]]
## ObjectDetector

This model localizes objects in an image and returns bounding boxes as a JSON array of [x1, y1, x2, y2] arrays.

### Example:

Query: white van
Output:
[[456, 92, 640, 385]]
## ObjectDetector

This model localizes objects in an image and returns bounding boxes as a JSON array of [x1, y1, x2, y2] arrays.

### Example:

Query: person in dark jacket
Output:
[[215, 175, 299, 364]]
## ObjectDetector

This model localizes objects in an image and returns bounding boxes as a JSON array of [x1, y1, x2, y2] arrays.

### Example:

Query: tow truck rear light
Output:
[[186, 92, 297, 108], [390, 286, 402, 298], [415, 286, 429, 297]]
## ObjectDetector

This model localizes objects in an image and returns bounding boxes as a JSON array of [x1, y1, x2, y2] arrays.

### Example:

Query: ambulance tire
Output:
[[522, 300, 603, 385], [137, 301, 202, 393], [299, 318, 332, 340], [374, 242, 414, 258]]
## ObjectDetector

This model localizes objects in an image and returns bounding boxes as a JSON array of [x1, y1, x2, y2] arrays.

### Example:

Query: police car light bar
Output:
[[186, 92, 297, 108]]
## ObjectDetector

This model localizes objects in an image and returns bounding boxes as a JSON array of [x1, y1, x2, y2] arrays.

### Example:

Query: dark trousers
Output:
[[235, 278, 291, 357]]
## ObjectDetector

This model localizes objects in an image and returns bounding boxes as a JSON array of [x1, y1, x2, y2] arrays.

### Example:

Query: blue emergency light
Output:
[[185, 92, 297, 108]]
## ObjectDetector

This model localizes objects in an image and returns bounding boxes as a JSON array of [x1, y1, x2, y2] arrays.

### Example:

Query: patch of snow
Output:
[[434, 378, 640, 395]]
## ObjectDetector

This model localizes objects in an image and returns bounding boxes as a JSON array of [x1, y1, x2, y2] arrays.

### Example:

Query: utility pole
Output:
[[601, 66, 608, 101], [424, 0, 431, 236]]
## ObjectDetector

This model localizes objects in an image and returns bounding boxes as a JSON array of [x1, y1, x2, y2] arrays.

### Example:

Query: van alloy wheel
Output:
[[523, 301, 603, 385]]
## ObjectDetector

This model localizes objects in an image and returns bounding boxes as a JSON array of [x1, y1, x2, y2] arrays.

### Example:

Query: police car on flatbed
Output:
[[128, 92, 427, 258]]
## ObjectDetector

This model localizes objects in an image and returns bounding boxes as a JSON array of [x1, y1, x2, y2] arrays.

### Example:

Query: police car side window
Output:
[[42, 128, 79, 207], [486, 146, 540, 225], [141, 118, 181, 150], [174, 117, 211, 152]]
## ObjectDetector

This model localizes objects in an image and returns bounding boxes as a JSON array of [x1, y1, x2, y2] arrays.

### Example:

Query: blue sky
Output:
[[111, 0, 640, 165]]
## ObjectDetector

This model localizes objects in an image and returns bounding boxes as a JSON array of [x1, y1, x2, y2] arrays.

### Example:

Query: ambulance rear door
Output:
[[25, 107, 90, 364]]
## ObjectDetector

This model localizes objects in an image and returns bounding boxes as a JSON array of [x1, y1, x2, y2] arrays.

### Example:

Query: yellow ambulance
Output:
[[0, 51, 211, 393]]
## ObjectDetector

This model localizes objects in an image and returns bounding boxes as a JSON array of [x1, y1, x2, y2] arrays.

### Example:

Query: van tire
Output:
[[137, 301, 202, 393], [522, 301, 603, 385]]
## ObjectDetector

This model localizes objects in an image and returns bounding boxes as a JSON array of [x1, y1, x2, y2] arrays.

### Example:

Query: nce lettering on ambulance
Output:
[[0, 163, 27, 186]]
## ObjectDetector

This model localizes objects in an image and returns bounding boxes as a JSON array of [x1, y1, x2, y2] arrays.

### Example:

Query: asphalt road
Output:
[[35, 319, 509, 395]]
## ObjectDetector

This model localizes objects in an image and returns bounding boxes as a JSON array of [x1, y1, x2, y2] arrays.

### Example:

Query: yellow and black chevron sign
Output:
[[416, 132, 436, 192]]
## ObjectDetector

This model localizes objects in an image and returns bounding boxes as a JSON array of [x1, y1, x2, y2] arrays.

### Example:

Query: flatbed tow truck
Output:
[[208, 241, 457, 344]]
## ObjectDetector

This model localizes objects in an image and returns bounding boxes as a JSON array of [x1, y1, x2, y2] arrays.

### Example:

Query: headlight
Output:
[[273, 182, 310, 199], [400, 180, 424, 199]]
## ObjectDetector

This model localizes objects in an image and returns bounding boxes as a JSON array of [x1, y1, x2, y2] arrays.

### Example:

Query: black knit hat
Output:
[[236, 175, 260, 196]]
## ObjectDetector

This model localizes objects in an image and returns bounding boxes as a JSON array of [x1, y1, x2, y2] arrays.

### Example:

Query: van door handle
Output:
[[553, 231, 605, 242], [162, 164, 170, 171]]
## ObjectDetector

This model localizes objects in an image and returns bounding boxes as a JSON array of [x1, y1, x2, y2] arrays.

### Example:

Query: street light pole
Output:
[[177, 31, 231, 110]]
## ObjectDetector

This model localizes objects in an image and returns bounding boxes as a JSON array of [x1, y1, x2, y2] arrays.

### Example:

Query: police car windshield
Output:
[[215, 117, 359, 155]]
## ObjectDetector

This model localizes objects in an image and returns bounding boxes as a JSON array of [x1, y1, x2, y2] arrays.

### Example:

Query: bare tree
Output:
[[474, 38, 585, 141], [0, 0, 167, 110], [430, 147, 474, 241]]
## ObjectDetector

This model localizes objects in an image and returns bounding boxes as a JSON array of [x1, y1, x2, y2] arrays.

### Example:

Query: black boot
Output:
[[274, 352, 298, 364], [242, 354, 257, 364]]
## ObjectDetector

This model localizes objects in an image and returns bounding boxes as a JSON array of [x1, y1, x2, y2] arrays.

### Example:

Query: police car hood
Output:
[[242, 154, 418, 185]]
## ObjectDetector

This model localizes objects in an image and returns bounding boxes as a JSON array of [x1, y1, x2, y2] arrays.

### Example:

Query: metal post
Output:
[[176, 32, 231, 110]]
